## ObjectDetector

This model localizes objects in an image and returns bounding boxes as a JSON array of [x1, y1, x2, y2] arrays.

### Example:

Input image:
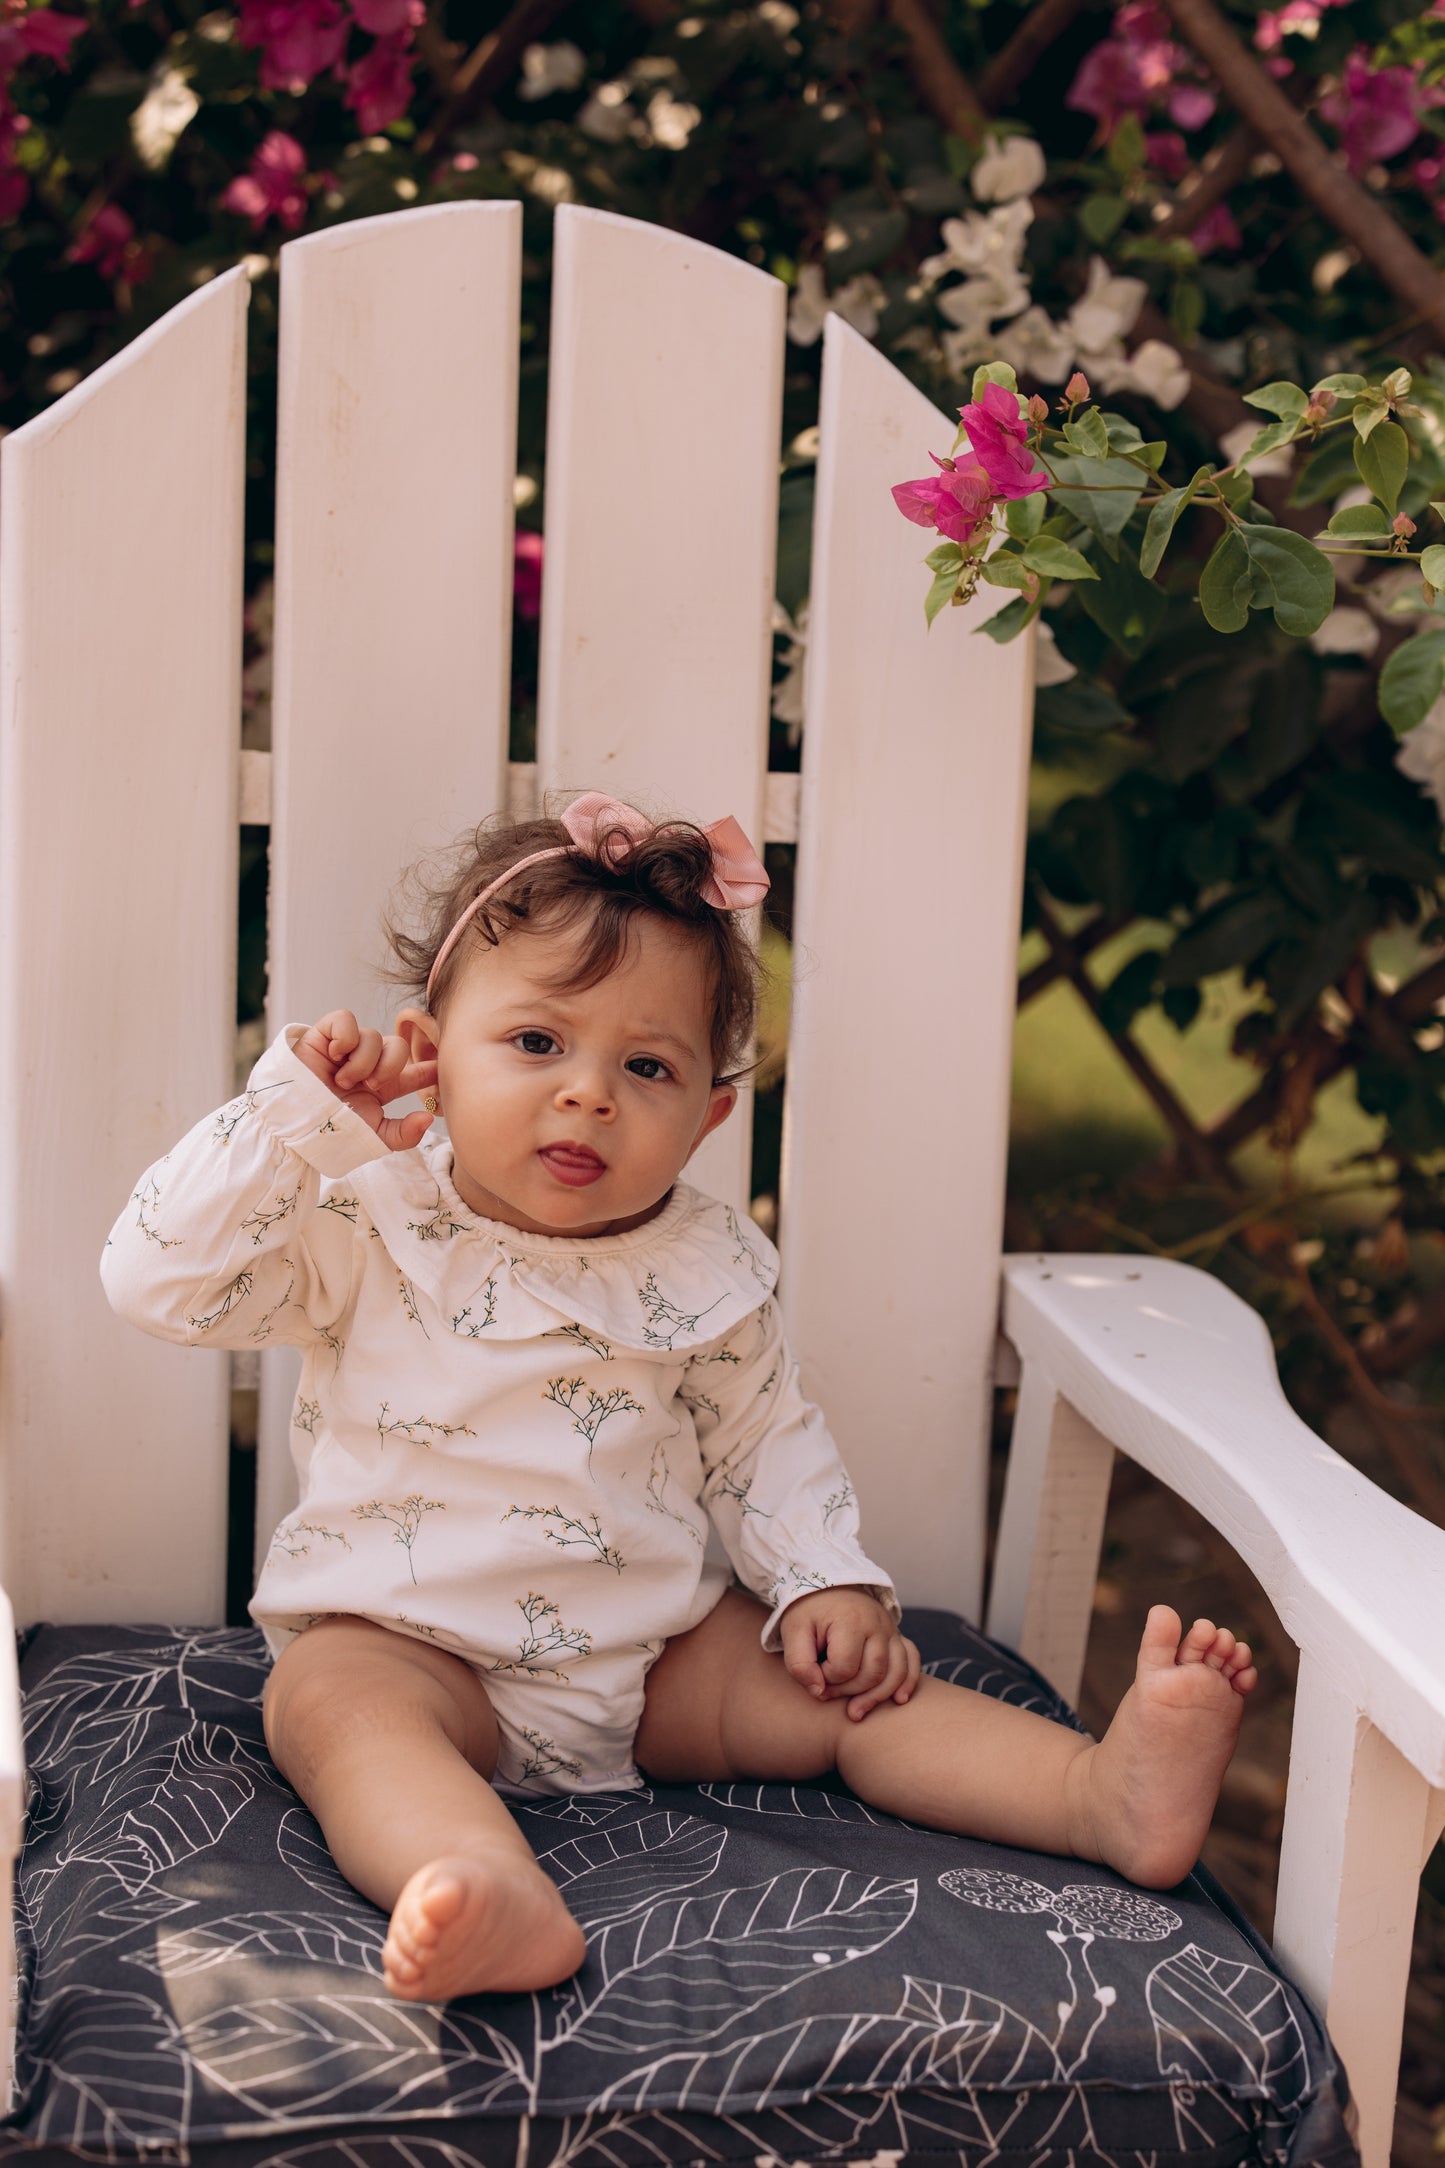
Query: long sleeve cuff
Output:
[[247, 1024, 395, 1180]]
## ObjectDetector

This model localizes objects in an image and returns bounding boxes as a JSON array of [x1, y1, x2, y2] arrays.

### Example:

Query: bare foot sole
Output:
[[382, 1853, 586, 2000], [1069, 1605, 1258, 1890]]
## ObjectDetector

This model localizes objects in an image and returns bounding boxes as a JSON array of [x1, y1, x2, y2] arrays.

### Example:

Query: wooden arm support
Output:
[[990, 1253, 1445, 2168]]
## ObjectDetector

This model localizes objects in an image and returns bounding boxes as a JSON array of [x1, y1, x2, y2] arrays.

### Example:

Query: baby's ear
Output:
[[394, 1006, 439, 1063]]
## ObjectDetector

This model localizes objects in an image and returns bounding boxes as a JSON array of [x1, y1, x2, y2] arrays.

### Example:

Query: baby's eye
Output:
[[515, 1031, 559, 1056], [626, 1055, 672, 1082]]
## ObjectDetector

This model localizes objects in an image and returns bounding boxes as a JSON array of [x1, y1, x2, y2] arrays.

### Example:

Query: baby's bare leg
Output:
[[264, 1617, 584, 1998], [636, 1592, 1255, 1889]]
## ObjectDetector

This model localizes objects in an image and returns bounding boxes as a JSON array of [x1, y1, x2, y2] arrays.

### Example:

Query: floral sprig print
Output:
[[636, 1273, 724, 1350], [375, 1401, 478, 1450], [186, 1269, 254, 1334], [543, 1376, 645, 1456], [544, 1321, 613, 1362], [397, 1273, 430, 1336], [240, 1188, 300, 1247], [293, 1398, 320, 1436], [503, 1504, 625, 1572], [353, 1494, 445, 1585], [249, 1258, 301, 1342], [319, 1192, 360, 1223], [645, 1439, 704, 1546], [133, 1177, 183, 1250], [771, 1563, 829, 1607], [449, 1278, 498, 1337], [516, 1727, 584, 1782], [488, 1591, 592, 1678], [211, 1083, 285, 1146], [822, 1478, 856, 1525], [268, 1519, 351, 1563], [712, 1465, 771, 1519], [680, 1386, 721, 1426], [406, 1188, 470, 1243], [724, 1206, 772, 1288]]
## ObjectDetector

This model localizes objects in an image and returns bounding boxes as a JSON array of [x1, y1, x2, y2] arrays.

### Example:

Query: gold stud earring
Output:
[[423, 1095, 439, 1114]]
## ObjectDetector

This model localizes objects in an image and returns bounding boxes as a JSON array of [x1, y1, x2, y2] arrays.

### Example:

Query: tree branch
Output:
[[977, 0, 1088, 113], [415, 0, 575, 158], [883, 0, 987, 145], [1151, 122, 1259, 240], [1161, 0, 1445, 349]]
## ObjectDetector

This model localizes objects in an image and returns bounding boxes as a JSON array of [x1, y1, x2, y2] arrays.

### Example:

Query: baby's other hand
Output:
[[780, 1586, 921, 1722], [296, 1010, 439, 1153]]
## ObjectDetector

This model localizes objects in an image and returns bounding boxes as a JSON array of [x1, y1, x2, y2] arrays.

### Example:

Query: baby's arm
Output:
[[101, 1014, 422, 1352], [682, 1298, 906, 1696]]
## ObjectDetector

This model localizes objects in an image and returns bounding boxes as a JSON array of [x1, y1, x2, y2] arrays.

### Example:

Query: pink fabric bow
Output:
[[425, 793, 769, 1004]]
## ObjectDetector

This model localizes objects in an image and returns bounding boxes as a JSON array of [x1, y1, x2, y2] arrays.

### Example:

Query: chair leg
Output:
[[987, 1363, 1115, 1708], [1273, 1652, 1445, 2168]]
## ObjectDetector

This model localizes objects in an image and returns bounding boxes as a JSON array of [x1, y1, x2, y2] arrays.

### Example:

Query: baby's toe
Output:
[[1202, 1626, 1237, 1672], [1176, 1617, 1218, 1665], [416, 1872, 467, 1934]]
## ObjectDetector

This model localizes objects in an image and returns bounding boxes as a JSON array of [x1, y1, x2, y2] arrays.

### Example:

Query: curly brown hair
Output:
[[379, 806, 762, 1083]]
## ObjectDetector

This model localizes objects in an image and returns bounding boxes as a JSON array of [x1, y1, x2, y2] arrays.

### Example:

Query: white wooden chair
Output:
[[0, 200, 1441, 2168]]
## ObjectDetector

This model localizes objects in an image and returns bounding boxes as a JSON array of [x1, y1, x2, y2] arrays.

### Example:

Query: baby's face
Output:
[[397, 916, 735, 1237]]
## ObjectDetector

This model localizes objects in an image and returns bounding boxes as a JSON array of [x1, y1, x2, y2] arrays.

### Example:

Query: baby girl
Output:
[[103, 791, 1256, 2006]]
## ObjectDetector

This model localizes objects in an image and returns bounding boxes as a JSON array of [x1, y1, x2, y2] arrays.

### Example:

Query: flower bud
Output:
[[1027, 393, 1049, 423], [1064, 371, 1090, 405], [1307, 386, 1337, 413], [1393, 512, 1416, 538]]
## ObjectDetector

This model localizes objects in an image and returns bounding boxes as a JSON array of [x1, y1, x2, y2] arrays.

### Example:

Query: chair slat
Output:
[[781, 317, 1033, 1620], [537, 206, 784, 1208], [259, 201, 522, 1558], [0, 272, 249, 1625]]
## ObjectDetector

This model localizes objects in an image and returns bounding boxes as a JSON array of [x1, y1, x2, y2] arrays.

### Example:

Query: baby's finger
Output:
[[820, 1617, 865, 1684], [367, 1034, 418, 1102], [893, 1636, 923, 1705], [847, 1636, 912, 1721], [376, 1108, 435, 1153], [334, 1026, 384, 1089], [781, 1610, 827, 1698]]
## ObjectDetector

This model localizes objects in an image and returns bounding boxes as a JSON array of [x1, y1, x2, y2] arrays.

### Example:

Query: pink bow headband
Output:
[[425, 791, 770, 1006]]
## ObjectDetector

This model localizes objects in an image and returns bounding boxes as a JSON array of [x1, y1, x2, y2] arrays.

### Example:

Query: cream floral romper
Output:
[[102, 1025, 899, 1794]]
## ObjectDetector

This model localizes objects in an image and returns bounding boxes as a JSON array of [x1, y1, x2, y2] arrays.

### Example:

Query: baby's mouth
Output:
[[539, 1143, 607, 1188]]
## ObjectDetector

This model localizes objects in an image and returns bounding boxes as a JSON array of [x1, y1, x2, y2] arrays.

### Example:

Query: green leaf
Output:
[[1160, 891, 1304, 985], [924, 541, 965, 571], [971, 361, 1017, 402], [1324, 503, 1390, 537], [1421, 544, 1445, 588], [1199, 529, 1254, 633], [979, 552, 1037, 590], [1042, 453, 1147, 544], [1106, 112, 1145, 178], [1098, 949, 1162, 1033], [1353, 418, 1409, 513], [1034, 676, 1133, 732], [1076, 546, 1166, 656], [1136, 440, 1168, 471], [1140, 463, 1212, 578], [1062, 408, 1111, 460], [1079, 193, 1128, 245], [1020, 536, 1097, 581], [1352, 395, 1391, 443], [1170, 279, 1204, 346], [1378, 629, 1445, 732], [1236, 523, 1336, 636], [976, 594, 1037, 643], [1243, 380, 1309, 420], [1006, 490, 1047, 540], [1237, 419, 1298, 465], [1313, 373, 1367, 398], [1216, 468, 1255, 511], [923, 557, 966, 626]]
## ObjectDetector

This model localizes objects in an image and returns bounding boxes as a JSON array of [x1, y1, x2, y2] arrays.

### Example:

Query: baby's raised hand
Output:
[[780, 1586, 921, 1722], [295, 1010, 439, 1153]]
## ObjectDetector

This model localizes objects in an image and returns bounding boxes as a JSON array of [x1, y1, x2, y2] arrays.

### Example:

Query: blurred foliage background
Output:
[[3, 0, 1445, 2145]]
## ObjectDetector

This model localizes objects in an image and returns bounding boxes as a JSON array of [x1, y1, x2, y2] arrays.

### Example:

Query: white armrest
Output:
[[999, 1253, 1445, 1789]]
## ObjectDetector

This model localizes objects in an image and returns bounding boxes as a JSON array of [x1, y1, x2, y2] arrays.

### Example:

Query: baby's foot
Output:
[[382, 1852, 586, 2001], [1067, 1605, 1257, 1890]]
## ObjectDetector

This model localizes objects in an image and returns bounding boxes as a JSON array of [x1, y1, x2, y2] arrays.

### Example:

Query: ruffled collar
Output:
[[345, 1139, 777, 1354]]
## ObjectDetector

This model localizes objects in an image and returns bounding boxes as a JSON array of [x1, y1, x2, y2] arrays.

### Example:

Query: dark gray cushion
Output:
[[0, 1614, 1356, 2168]]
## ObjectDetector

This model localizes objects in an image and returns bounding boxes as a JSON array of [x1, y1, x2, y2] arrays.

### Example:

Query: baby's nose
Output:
[[556, 1074, 614, 1118]]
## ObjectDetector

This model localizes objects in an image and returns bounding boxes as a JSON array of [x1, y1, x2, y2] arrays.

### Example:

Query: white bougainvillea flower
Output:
[[922, 199, 1034, 287], [131, 64, 201, 171], [971, 133, 1047, 204], [576, 82, 633, 140], [1396, 693, 1445, 820], [1067, 256, 1147, 351], [1118, 338, 1191, 409], [995, 303, 1075, 384], [770, 599, 809, 741], [786, 265, 884, 346], [1309, 605, 1380, 656], [517, 41, 587, 99], [1035, 619, 1077, 684], [1218, 418, 1293, 476], [645, 90, 702, 148], [937, 266, 1029, 329]]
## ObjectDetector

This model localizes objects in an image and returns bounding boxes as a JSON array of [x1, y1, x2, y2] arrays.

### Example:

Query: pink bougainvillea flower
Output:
[[345, 32, 416, 133], [513, 530, 544, 619], [237, 0, 347, 94], [67, 203, 139, 279], [892, 454, 997, 547], [958, 380, 1049, 500], [1144, 130, 1191, 180], [221, 131, 309, 233], [1319, 50, 1423, 173], [1066, 41, 1150, 133], [1167, 83, 1215, 130], [1190, 201, 1242, 255], [351, 0, 424, 32], [0, 6, 85, 74]]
